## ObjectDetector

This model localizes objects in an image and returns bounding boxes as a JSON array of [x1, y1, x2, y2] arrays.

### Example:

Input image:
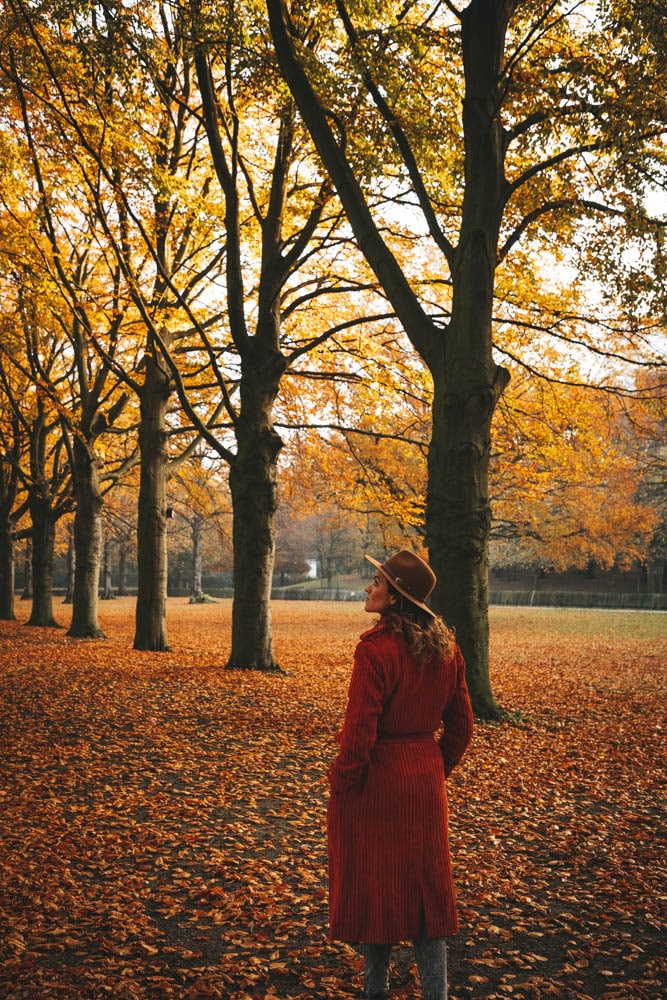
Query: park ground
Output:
[[0, 599, 665, 1000]]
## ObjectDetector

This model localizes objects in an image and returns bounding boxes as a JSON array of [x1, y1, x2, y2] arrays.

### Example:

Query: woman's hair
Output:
[[382, 587, 456, 663]]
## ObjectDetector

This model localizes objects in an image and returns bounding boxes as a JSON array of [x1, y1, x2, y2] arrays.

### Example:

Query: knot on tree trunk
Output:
[[443, 363, 510, 428]]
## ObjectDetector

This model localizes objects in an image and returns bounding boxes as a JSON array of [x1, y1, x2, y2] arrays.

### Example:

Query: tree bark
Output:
[[0, 513, 15, 621], [117, 541, 129, 596], [101, 535, 114, 599], [0, 441, 19, 620], [134, 348, 171, 651], [63, 527, 75, 604], [27, 494, 57, 627], [227, 462, 280, 668], [428, 359, 509, 717], [21, 541, 32, 600], [67, 436, 105, 636], [190, 518, 204, 600], [226, 350, 284, 670]]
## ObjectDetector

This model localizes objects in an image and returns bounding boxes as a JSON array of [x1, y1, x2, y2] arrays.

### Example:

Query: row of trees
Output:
[[0, 0, 664, 715], [11, 384, 664, 606]]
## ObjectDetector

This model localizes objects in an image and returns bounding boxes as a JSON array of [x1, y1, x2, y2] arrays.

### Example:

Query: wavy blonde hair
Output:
[[382, 589, 456, 664]]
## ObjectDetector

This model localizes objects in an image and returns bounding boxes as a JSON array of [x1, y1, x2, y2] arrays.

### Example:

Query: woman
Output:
[[327, 550, 474, 1000]]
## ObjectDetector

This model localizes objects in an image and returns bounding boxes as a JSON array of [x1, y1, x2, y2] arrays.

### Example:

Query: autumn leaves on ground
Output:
[[0, 600, 664, 1000]]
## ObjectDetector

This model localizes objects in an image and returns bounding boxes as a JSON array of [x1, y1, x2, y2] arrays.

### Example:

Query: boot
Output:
[[362, 943, 391, 999]]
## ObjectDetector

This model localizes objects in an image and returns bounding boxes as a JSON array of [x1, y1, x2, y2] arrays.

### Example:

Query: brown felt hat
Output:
[[365, 550, 437, 617]]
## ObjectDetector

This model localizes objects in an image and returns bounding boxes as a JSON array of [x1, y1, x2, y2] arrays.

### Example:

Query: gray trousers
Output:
[[362, 935, 447, 1000]]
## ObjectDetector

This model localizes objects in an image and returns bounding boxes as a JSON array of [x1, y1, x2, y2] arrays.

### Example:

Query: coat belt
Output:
[[375, 731, 434, 743]]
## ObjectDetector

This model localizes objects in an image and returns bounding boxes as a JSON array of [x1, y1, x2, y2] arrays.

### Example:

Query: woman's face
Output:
[[364, 571, 396, 615]]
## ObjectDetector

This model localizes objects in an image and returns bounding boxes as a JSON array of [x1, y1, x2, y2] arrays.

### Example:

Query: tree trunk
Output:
[[227, 456, 280, 669], [117, 541, 129, 596], [27, 497, 57, 627], [67, 437, 105, 636], [227, 372, 283, 670], [428, 358, 508, 718], [21, 541, 32, 600], [0, 452, 18, 620], [0, 458, 17, 620], [63, 527, 75, 604], [425, 1, 512, 717], [190, 519, 204, 600], [134, 349, 171, 651], [0, 513, 15, 621], [101, 535, 114, 599]]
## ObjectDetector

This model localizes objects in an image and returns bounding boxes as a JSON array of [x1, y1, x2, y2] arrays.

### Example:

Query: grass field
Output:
[[0, 599, 665, 999]]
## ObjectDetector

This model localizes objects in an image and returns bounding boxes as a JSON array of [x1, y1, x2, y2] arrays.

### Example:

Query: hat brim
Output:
[[365, 554, 436, 617]]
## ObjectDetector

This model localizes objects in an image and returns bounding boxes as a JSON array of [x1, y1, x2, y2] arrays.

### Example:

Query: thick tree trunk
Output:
[[21, 541, 32, 600], [67, 438, 105, 636], [27, 498, 57, 627], [425, 1, 512, 718], [195, 43, 296, 668], [227, 460, 279, 669], [227, 387, 283, 670], [0, 514, 15, 621], [428, 356, 508, 718], [63, 527, 75, 604], [0, 459, 16, 620], [134, 351, 171, 651]]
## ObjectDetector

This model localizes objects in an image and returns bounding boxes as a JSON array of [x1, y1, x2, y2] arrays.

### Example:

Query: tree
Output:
[[167, 455, 232, 602], [266, 0, 666, 715], [490, 374, 661, 574], [0, 404, 25, 621], [62, 520, 75, 604], [278, 322, 664, 594], [15, 0, 369, 660], [1, 1, 136, 637], [171, 0, 395, 667], [628, 370, 667, 591], [0, 302, 72, 627], [2, 1, 233, 649]]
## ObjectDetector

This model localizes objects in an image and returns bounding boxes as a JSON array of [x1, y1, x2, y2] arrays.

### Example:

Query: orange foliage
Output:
[[0, 599, 664, 999], [491, 374, 660, 571]]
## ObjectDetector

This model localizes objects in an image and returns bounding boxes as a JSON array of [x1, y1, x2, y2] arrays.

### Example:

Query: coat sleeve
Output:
[[327, 642, 385, 795], [438, 646, 474, 777]]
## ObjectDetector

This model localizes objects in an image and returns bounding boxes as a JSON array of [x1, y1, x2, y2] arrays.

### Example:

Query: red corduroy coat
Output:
[[327, 622, 474, 944]]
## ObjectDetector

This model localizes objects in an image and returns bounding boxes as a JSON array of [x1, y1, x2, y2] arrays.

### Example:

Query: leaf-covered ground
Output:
[[0, 599, 664, 1000]]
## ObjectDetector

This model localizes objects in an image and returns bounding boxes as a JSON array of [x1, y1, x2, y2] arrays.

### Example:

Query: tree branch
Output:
[[193, 42, 249, 352], [498, 197, 625, 260], [334, 0, 456, 267], [265, 0, 443, 368]]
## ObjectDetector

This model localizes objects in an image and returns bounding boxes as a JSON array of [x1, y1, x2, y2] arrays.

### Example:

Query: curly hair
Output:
[[381, 588, 456, 664]]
